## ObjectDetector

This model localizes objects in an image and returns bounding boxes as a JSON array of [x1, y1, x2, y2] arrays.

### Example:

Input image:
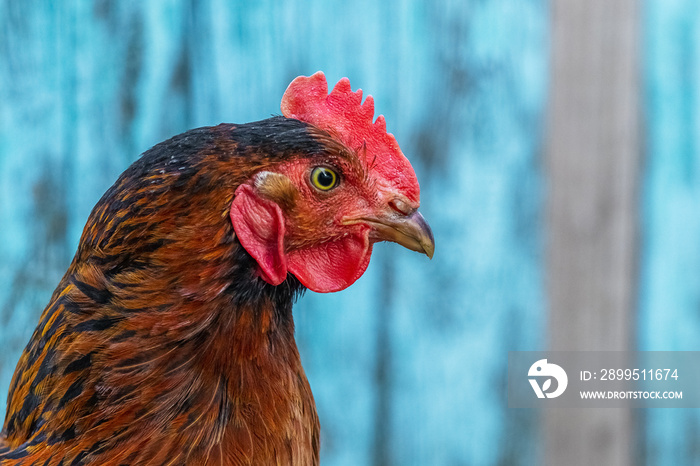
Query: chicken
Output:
[[0, 72, 434, 465]]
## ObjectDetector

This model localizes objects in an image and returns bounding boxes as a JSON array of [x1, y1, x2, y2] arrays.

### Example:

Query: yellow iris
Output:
[[310, 167, 338, 191]]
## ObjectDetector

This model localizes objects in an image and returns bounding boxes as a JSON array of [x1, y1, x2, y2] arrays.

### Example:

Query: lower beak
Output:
[[344, 209, 435, 259]]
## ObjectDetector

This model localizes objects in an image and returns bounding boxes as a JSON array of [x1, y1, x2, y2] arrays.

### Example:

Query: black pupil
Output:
[[317, 169, 334, 187]]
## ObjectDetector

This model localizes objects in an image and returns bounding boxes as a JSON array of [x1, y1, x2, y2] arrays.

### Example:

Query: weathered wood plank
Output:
[[641, 1, 700, 464], [0, 2, 548, 464], [546, 0, 639, 465]]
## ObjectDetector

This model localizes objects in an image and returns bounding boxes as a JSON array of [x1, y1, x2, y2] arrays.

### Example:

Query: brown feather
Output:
[[0, 119, 330, 465]]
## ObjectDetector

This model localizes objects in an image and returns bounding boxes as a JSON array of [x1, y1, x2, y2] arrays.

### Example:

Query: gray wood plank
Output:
[[546, 0, 640, 465]]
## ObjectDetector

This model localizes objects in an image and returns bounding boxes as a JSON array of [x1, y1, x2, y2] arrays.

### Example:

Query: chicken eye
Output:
[[310, 167, 338, 191]]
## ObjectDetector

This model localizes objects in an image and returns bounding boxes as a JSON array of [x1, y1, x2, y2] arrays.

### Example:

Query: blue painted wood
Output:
[[641, 1, 700, 464], [0, 1, 547, 464]]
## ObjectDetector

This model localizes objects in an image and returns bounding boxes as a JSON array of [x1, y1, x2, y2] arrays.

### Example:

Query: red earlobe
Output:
[[230, 184, 288, 285]]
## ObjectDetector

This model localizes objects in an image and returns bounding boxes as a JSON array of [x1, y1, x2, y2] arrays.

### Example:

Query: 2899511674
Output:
[[594, 369, 679, 381]]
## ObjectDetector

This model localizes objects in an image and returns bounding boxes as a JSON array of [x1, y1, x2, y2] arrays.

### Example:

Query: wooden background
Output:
[[0, 1, 698, 465]]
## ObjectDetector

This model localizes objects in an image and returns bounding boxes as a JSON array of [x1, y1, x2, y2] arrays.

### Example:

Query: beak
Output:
[[343, 204, 435, 259]]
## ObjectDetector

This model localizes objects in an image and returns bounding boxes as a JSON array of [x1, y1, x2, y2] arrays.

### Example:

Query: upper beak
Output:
[[343, 203, 435, 259]]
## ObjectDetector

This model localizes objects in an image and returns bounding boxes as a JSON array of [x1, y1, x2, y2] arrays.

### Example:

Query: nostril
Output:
[[389, 198, 414, 216]]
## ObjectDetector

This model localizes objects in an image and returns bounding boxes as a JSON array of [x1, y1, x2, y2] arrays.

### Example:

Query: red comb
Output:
[[281, 72, 419, 203]]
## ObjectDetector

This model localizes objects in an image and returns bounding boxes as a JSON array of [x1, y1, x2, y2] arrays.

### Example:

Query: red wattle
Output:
[[287, 231, 372, 293]]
